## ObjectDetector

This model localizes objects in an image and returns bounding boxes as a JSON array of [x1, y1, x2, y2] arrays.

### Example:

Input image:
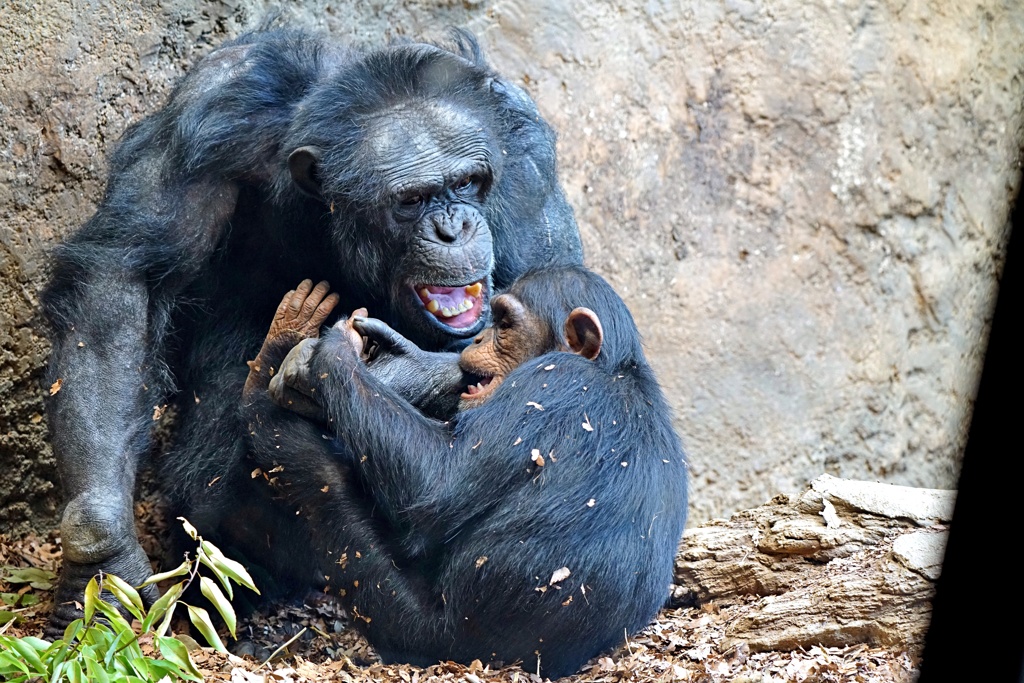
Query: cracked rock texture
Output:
[[1, 1, 1022, 533]]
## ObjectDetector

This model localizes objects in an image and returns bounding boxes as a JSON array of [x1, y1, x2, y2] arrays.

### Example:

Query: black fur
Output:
[[244, 266, 688, 677], [41, 28, 582, 632]]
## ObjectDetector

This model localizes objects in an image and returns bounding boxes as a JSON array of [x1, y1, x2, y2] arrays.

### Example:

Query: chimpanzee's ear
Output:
[[565, 307, 602, 361], [288, 146, 323, 199]]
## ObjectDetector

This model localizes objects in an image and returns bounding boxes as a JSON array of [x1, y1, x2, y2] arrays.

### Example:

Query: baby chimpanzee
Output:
[[241, 266, 688, 678]]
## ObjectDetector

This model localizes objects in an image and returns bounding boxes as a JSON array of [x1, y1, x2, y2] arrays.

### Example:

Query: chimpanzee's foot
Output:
[[242, 279, 339, 400], [46, 545, 159, 639], [46, 493, 158, 638]]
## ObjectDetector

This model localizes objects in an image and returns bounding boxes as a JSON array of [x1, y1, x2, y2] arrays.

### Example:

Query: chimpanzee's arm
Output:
[[278, 325, 454, 521], [356, 318, 467, 420], [43, 181, 239, 632], [40, 40, 275, 632]]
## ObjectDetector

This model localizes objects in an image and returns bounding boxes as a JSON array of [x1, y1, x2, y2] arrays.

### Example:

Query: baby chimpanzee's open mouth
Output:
[[416, 281, 486, 329], [461, 374, 500, 403]]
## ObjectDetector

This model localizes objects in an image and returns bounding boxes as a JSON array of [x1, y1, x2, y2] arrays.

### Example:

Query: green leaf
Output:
[[64, 617, 85, 644], [4, 567, 56, 590], [18, 636, 50, 652], [104, 574, 144, 621], [155, 600, 177, 638], [93, 595, 134, 634], [103, 626, 137, 668], [201, 541, 259, 595], [185, 603, 227, 652], [0, 610, 18, 625], [0, 650, 31, 675], [66, 660, 85, 683], [43, 640, 69, 668], [84, 576, 100, 624], [1, 592, 19, 606], [18, 593, 40, 607], [155, 636, 203, 681], [8, 638, 46, 673], [84, 652, 112, 683], [196, 548, 232, 600], [138, 559, 191, 589], [48, 660, 66, 683], [140, 656, 189, 681], [199, 576, 237, 639], [141, 582, 183, 633]]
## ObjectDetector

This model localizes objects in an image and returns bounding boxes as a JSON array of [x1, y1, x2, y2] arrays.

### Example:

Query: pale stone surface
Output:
[[1, 0, 1022, 531]]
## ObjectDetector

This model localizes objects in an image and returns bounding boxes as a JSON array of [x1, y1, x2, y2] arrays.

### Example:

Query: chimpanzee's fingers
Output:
[[301, 280, 332, 320], [289, 279, 314, 317], [352, 318, 411, 354], [272, 289, 297, 327], [309, 292, 341, 330]]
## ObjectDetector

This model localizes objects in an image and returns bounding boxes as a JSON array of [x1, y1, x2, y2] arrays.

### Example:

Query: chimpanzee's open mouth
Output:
[[415, 281, 486, 330], [461, 374, 501, 402]]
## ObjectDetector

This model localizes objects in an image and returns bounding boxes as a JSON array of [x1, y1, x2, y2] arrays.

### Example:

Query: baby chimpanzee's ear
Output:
[[288, 146, 323, 199], [565, 307, 603, 361]]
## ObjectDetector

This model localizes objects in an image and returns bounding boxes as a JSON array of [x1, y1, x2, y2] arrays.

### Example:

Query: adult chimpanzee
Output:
[[241, 265, 688, 677], [41, 28, 582, 632]]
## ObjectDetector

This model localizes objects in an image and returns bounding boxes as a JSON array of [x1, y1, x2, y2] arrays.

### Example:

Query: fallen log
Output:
[[673, 474, 955, 653]]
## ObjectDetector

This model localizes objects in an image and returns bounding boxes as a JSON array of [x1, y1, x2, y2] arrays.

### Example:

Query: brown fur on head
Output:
[[459, 292, 602, 408]]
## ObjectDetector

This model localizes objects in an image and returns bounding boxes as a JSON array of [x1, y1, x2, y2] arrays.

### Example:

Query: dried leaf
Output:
[[251, 468, 262, 479], [586, 499, 596, 507], [49, 378, 63, 395], [531, 449, 545, 467], [544, 364, 555, 370], [526, 401, 544, 410], [474, 556, 488, 569]]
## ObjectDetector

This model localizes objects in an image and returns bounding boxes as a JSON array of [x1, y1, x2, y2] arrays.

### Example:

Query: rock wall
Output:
[[1, 0, 1021, 533]]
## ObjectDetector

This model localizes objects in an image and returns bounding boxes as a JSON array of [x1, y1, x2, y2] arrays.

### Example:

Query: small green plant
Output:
[[0, 518, 259, 682]]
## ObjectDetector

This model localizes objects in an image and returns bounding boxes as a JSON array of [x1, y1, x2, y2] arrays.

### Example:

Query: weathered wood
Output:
[[672, 475, 954, 653]]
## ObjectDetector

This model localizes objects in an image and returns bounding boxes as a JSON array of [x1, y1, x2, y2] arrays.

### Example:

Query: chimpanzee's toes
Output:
[[45, 543, 160, 640]]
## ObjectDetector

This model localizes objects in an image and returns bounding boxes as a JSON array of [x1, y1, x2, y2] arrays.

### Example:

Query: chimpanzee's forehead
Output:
[[365, 101, 495, 193]]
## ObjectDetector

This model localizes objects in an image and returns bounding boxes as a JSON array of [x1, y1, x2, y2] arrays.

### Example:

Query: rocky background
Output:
[[1, 0, 1022, 534]]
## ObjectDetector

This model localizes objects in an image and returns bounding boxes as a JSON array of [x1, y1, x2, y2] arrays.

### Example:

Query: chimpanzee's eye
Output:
[[454, 176, 475, 191], [400, 194, 424, 207]]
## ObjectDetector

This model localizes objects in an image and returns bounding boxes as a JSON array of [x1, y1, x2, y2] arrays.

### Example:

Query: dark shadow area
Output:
[[919, 190, 1021, 682]]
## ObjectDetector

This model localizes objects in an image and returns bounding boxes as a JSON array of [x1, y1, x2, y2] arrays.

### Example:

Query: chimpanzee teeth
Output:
[[465, 282, 482, 297], [435, 300, 475, 318], [420, 288, 431, 299]]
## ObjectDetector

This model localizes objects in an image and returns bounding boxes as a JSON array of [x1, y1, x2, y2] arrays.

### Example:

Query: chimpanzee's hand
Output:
[[268, 309, 366, 422], [353, 317, 468, 420], [243, 280, 340, 400]]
